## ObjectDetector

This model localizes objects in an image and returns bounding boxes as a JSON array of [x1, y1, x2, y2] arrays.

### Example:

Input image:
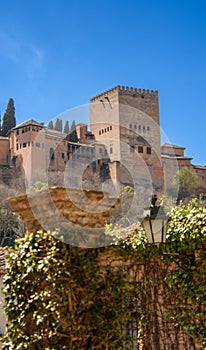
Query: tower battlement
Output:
[[90, 85, 158, 101]]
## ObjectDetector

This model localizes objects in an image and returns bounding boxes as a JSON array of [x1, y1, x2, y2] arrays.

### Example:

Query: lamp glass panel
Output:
[[142, 219, 154, 244], [151, 218, 166, 244]]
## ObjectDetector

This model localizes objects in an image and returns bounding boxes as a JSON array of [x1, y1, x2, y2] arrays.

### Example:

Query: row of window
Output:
[[99, 125, 113, 135], [130, 146, 152, 154], [129, 124, 150, 133], [16, 142, 44, 150], [16, 127, 41, 135]]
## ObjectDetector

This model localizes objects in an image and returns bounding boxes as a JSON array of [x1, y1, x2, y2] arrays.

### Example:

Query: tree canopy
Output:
[[171, 167, 198, 201], [54, 118, 62, 132], [2, 98, 16, 136], [63, 120, 69, 134]]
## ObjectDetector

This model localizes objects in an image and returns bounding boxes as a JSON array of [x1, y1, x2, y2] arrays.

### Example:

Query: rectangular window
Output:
[[23, 142, 27, 148], [20, 144, 22, 149], [28, 141, 30, 146], [110, 126, 112, 130], [138, 146, 143, 153], [36, 142, 40, 147], [16, 144, 19, 150], [130, 146, 134, 153], [99, 130, 101, 135], [62, 153, 65, 159], [107, 127, 109, 131], [32, 141, 34, 146], [16, 130, 19, 136], [99, 148, 102, 154], [110, 147, 113, 154], [146, 147, 151, 155]]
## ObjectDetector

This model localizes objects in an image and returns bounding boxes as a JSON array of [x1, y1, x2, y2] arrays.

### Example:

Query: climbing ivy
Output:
[[2, 198, 206, 349], [2, 231, 136, 349]]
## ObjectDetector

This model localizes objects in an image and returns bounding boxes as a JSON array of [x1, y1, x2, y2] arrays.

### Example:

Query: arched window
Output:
[[50, 147, 55, 161]]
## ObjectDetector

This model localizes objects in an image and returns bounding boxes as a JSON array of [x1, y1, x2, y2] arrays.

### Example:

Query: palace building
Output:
[[0, 85, 205, 195]]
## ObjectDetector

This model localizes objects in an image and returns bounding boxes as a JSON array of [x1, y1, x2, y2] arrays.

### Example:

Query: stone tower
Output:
[[90, 85, 163, 192]]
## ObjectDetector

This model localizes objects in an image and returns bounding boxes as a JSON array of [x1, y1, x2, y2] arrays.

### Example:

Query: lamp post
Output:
[[142, 195, 169, 246]]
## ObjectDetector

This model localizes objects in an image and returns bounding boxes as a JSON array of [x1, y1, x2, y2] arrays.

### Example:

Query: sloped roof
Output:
[[11, 119, 44, 130], [161, 143, 185, 150]]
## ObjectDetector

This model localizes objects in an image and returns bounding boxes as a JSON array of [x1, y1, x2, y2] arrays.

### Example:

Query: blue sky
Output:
[[0, 0, 206, 164]]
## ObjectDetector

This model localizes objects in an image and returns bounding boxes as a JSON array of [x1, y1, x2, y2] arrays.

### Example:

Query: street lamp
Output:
[[142, 195, 169, 245]]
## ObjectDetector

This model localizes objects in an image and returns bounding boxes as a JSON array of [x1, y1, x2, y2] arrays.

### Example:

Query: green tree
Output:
[[3, 231, 134, 349], [63, 120, 69, 134], [54, 118, 62, 132], [171, 167, 198, 201], [0, 199, 25, 247], [47, 120, 54, 129], [2, 98, 16, 136], [66, 120, 78, 142]]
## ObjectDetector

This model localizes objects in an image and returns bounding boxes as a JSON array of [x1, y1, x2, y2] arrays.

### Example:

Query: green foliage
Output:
[[165, 198, 206, 344], [47, 120, 54, 129], [2, 198, 206, 348], [29, 181, 48, 192], [63, 120, 69, 134], [66, 120, 78, 142], [2, 98, 16, 136], [166, 198, 206, 251], [0, 199, 25, 247], [54, 118, 62, 132], [171, 167, 198, 201], [3, 231, 136, 349]]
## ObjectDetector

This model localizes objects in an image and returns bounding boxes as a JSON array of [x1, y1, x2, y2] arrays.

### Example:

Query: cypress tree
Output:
[[54, 118, 62, 132], [66, 120, 78, 142], [2, 98, 16, 136], [63, 120, 70, 134], [48, 120, 54, 129]]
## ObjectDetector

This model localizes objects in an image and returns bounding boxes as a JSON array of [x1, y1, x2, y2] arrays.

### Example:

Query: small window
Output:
[[22, 129, 24, 134], [138, 146, 143, 153], [99, 130, 101, 135], [130, 146, 134, 153], [147, 126, 150, 131], [110, 126, 112, 130], [102, 129, 104, 134], [134, 124, 137, 130], [143, 126, 146, 132], [16, 130, 19, 136], [28, 141, 30, 147], [32, 141, 34, 146], [147, 147, 151, 155], [99, 148, 102, 154], [20, 144, 22, 149], [110, 147, 113, 154], [23, 142, 27, 148], [107, 127, 109, 131], [42, 143, 44, 148], [97, 159, 100, 165], [36, 142, 40, 148], [62, 153, 65, 159], [129, 124, 132, 129], [105, 128, 107, 133], [138, 125, 141, 131], [16, 144, 19, 150]]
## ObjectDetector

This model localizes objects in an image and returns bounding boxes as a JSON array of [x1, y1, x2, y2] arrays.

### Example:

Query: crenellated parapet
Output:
[[90, 85, 121, 101], [90, 85, 158, 101], [119, 86, 158, 97]]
